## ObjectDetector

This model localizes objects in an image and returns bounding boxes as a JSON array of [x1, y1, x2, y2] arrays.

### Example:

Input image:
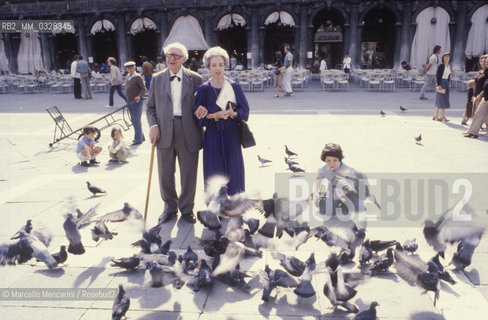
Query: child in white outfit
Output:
[[108, 127, 130, 163]]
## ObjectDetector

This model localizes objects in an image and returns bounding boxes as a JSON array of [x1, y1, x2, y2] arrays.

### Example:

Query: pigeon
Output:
[[111, 256, 140, 270], [400, 106, 407, 112], [149, 262, 164, 287], [380, 110, 385, 116], [370, 248, 394, 275], [130, 224, 163, 254], [369, 240, 396, 253], [354, 301, 380, 320], [63, 214, 85, 255], [11, 219, 52, 247], [205, 183, 259, 218], [272, 251, 311, 277], [194, 259, 214, 292], [394, 250, 440, 306], [285, 145, 298, 158], [136, 251, 177, 267], [182, 246, 198, 264], [415, 134, 422, 144], [323, 265, 361, 313], [423, 206, 485, 259], [51, 245, 68, 264], [450, 237, 480, 270], [112, 284, 130, 320], [287, 164, 305, 174], [197, 210, 222, 230], [97, 203, 143, 223], [91, 221, 118, 241], [86, 181, 106, 196], [217, 267, 252, 292], [245, 218, 260, 234], [294, 267, 316, 298], [285, 157, 299, 166], [74, 204, 100, 228], [333, 172, 381, 210], [159, 240, 172, 255], [19, 231, 58, 269], [0, 238, 34, 266], [401, 238, 418, 254], [429, 253, 456, 285], [359, 240, 373, 266], [257, 155, 272, 167], [259, 265, 299, 302]]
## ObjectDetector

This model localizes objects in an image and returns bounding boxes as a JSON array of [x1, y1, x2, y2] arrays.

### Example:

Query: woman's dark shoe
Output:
[[441, 117, 449, 122], [464, 133, 478, 139]]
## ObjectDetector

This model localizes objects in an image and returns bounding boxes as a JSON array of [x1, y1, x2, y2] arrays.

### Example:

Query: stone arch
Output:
[[358, 2, 401, 24]]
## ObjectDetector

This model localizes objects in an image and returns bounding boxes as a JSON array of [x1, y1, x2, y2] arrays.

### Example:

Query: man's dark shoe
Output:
[[180, 212, 196, 224], [464, 133, 478, 139], [90, 159, 100, 165], [80, 161, 89, 167], [158, 211, 177, 224]]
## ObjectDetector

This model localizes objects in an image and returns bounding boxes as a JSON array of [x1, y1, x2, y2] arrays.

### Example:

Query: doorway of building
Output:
[[312, 7, 345, 71], [264, 23, 295, 64], [132, 30, 158, 65], [92, 30, 118, 67], [218, 26, 247, 69], [54, 33, 77, 70]]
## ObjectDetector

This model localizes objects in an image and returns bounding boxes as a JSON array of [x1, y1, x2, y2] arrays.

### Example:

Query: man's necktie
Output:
[[170, 75, 181, 82]]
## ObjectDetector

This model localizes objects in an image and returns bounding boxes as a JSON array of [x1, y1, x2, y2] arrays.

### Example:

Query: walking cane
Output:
[[144, 143, 156, 221]]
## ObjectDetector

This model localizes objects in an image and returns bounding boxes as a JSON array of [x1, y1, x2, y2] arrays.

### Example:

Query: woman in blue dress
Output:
[[193, 46, 250, 196], [433, 52, 451, 122]]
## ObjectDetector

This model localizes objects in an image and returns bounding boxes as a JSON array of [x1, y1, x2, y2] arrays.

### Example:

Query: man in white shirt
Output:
[[319, 57, 327, 71], [146, 42, 204, 225], [420, 45, 441, 100], [70, 55, 81, 99]]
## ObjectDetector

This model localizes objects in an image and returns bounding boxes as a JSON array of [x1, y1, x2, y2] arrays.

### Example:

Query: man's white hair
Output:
[[203, 46, 229, 69], [163, 42, 188, 61]]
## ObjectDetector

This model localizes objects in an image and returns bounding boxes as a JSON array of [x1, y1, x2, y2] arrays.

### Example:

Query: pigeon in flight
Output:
[[63, 213, 85, 255], [259, 264, 299, 302], [112, 284, 130, 320], [394, 250, 440, 306], [11, 220, 52, 247], [429, 253, 456, 285], [0, 238, 33, 266], [97, 203, 143, 223], [257, 155, 272, 167], [86, 181, 106, 196], [91, 221, 118, 242], [285, 145, 298, 158], [423, 206, 485, 259]]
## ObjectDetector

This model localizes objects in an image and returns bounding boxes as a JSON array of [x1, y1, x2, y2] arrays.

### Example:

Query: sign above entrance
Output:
[[314, 31, 343, 43]]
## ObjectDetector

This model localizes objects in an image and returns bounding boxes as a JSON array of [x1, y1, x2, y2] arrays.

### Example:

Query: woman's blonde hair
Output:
[[467, 79, 475, 89], [203, 46, 229, 69]]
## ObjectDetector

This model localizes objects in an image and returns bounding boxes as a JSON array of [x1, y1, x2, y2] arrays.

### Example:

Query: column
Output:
[[348, 0, 360, 69], [251, 10, 259, 69], [117, 14, 128, 65], [76, 17, 88, 59], [39, 33, 52, 71], [159, 10, 168, 51], [308, 24, 315, 62], [246, 26, 252, 68], [298, 6, 308, 68], [451, 1, 467, 71], [343, 23, 350, 59], [393, 22, 402, 68], [204, 11, 214, 47], [356, 23, 363, 69], [258, 26, 265, 65], [399, 0, 412, 65]]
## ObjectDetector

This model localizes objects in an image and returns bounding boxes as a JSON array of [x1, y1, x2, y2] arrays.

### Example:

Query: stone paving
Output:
[[1, 82, 488, 320]]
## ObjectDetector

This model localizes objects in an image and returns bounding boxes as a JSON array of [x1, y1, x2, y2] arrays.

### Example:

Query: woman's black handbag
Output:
[[274, 69, 281, 75], [228, 101, 256, 148], [239, 120, 256, 148]]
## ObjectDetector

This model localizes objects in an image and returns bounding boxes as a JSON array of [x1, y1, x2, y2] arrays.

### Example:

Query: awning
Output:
[[163, 15, 209, 50], [90, 19, 115, 35], [17, 32, 44, 74], [465, 5, 488, 59], [130, 17, 157, 35], [264, 11, 295, 27], [0, 33, 9, 72], [217, 14, 246, 30]]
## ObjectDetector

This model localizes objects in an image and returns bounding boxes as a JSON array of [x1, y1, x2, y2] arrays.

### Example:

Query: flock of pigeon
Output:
[[1, 160, 486, 319]]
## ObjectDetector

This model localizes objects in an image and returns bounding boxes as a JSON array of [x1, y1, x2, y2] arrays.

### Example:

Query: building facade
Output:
[[0, 0, 486, 73]]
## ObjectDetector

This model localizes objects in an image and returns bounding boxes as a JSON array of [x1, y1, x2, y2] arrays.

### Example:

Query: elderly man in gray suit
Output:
[[147, 42, 207, 224]]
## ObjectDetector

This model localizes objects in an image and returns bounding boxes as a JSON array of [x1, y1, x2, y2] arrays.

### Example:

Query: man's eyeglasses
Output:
[[166, 53, 183, 60]]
